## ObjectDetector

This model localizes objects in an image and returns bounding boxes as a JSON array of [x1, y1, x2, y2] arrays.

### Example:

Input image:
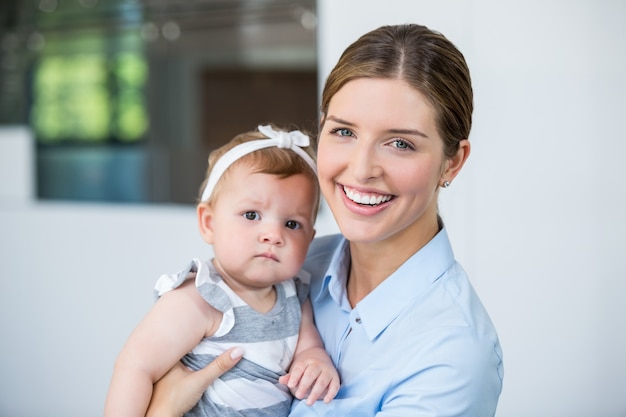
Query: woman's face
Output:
[[318, 77, 449, 247]]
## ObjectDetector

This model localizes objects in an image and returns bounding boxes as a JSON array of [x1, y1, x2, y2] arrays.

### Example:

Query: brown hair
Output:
[[197, 125, 320, 213], [321, 24, 473, 158]]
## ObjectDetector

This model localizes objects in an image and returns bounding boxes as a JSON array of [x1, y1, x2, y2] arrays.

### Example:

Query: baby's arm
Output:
[[104, 280, 221, 417], [279, 299, 340, 405]]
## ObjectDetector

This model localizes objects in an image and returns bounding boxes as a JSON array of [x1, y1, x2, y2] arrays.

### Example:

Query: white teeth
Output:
[[343, 186, 392, 205]]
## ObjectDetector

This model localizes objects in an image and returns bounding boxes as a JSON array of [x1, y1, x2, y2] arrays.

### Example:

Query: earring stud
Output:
[[442, 181, 450, 188]]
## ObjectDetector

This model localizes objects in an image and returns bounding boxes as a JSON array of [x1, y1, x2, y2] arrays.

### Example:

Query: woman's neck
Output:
[[346, 218, 440, 307]]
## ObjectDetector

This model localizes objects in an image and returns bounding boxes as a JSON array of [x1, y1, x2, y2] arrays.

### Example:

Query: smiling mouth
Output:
[[343, 185, 394, 206]]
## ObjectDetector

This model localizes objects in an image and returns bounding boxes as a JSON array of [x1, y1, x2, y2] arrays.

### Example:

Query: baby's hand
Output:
[[279, 347, 340, 405]]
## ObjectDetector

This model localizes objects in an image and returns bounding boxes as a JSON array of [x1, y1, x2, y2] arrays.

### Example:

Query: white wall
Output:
[[1, 1, 625, 416], [319, 0, 626, 416], [0, 126, 34, 202], [0, 202, 199, 416]]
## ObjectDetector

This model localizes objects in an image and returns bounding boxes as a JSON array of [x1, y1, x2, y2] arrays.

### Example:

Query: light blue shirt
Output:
[[290, 228, 503, 416]]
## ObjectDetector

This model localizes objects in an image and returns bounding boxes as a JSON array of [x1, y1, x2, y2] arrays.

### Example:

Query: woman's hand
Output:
[[146, 347, 244, 417]]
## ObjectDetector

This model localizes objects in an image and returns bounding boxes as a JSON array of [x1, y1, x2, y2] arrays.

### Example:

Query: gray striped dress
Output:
[[154, 259, 309, 417]]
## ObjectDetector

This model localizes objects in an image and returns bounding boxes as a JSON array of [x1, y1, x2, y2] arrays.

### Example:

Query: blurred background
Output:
[[1, 1, 626, 417], [1, 0, 318, 204]]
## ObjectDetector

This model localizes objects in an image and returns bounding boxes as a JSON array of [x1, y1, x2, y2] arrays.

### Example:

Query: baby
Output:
[[104, 125, 339, 416]]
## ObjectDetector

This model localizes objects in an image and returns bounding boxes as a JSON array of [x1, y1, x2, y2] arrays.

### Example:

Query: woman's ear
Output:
[[197, 203, 215, 244], [442, 139, 471, 184]]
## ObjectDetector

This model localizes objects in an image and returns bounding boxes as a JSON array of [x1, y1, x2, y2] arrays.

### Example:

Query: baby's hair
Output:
[[197, 125, 320, 213]]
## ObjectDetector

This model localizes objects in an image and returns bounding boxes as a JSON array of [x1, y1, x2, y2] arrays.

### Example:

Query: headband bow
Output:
[[200, 125, 317, 202], [259, 125, 309, 149]]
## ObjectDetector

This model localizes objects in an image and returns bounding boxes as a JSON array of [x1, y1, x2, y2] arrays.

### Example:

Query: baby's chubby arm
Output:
[[104, 279, 222, 417], [279, 299, 340, 405]]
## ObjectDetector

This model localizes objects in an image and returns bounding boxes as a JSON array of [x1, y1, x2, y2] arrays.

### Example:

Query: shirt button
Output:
[[355, 317, 362, 324]]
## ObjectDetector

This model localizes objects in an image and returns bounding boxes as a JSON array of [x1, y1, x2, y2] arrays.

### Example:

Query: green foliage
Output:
[[31, 42, 148, 143]]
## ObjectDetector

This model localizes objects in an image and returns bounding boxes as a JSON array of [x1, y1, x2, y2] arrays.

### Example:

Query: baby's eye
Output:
[[391, 139, 414, 150], [285, 220, 301, 230], [243, 211, 260, 221]]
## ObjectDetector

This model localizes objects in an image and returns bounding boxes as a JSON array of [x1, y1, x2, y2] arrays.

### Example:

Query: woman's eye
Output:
[[285, 220, 301, 230], [331, 127, 354, 137], [243, 211, 260, 221], [391, 139, 414, 150]]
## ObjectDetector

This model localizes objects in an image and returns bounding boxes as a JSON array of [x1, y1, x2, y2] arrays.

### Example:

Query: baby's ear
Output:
[[197, 204, 215, 244]]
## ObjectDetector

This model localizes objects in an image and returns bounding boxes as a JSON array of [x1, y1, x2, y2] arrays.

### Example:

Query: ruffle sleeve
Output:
[[153, 258, 236, 337]]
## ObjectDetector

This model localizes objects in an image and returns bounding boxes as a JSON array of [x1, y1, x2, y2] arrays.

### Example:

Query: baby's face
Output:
[[201, 164, 317, 289]]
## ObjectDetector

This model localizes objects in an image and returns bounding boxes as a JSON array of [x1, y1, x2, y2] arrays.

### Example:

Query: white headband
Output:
[[200, 125, 317, 202]]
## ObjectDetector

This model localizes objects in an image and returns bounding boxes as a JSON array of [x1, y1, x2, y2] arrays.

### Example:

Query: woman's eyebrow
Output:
[[327, 115, 429, 139], [388, 128, 429, 139], [326, 115, 355, 126]]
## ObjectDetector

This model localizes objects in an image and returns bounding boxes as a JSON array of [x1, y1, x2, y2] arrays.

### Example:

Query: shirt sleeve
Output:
[[153, 259, 198, 299]]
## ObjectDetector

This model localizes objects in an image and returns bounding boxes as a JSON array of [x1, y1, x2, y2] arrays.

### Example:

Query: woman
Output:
[[148, 23, 503, 417]]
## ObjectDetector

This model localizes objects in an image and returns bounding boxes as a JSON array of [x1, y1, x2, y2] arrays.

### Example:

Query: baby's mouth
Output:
[[343, 185, 394, 206], [257, 252, 279, 262]]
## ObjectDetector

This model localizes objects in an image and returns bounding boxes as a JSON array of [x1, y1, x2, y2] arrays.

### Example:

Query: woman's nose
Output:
[[350, 141, 382, 182]]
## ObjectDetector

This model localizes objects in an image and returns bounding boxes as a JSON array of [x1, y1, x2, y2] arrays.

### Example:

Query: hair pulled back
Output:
[[321, 24, 473, 158]]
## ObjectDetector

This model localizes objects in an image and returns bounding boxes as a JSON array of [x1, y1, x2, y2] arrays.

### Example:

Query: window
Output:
[[0, 0, 317, 204]]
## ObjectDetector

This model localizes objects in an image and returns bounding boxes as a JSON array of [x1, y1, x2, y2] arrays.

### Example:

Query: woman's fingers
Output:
[[146, 347, 244, 417], [190, 347, 244, 387]]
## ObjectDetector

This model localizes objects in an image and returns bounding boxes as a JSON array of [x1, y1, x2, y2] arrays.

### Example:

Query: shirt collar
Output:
[[313, 237, 351, 310], [315, 227, 455, 341]]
